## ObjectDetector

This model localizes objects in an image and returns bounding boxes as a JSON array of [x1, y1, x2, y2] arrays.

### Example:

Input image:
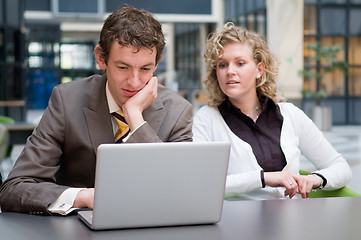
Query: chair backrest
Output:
[[0, 124, 9, 164], [299, 169, 361, 198]]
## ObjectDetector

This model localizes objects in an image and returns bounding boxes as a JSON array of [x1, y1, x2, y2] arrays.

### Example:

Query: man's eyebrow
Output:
[[113, 61, 155, 67], [114, 60, 130, 66]]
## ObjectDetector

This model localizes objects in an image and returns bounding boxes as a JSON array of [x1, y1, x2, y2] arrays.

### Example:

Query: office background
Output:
[[1, 0, 361, 125]]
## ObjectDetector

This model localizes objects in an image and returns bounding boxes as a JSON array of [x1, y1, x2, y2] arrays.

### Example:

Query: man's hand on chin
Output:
[[122, 77, 158, 131]]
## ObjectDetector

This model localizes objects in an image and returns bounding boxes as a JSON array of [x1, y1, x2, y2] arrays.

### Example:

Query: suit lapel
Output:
[[143, 89, 167, 134], [83, 76, 114, 154], [83, 79, 167, 152]]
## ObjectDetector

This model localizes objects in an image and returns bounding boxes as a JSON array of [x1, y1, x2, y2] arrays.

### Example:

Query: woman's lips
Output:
[[227, 80, 240, 85]]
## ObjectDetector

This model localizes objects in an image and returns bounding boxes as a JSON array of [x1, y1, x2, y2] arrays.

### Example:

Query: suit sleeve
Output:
[[0, 87, 69, 215]]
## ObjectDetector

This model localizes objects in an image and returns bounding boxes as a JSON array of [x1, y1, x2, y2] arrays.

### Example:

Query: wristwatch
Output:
[[310, 172, 327, 190]]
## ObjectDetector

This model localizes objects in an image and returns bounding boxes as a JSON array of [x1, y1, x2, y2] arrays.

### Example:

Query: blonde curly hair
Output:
[[203, 22, 281, 107]]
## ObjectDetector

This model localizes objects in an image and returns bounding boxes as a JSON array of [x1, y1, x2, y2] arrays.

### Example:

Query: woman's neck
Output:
[[229, 96, 262, 121]]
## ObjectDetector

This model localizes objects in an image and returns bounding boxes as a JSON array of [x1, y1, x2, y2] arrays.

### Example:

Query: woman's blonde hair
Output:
[[203, 22, 281, 107]]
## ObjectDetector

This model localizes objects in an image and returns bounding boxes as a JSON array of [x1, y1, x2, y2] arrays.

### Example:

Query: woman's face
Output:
[[216, 42, 263, 105]]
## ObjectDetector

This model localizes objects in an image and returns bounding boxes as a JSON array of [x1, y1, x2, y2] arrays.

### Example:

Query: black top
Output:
[[218, 97, 286, 172]]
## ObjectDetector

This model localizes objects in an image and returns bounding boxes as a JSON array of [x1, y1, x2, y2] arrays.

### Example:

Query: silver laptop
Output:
[[78, 142, 230, 230]]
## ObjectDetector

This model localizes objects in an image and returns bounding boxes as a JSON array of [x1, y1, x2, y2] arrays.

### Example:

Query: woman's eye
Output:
[[218, 63, 226, 68]]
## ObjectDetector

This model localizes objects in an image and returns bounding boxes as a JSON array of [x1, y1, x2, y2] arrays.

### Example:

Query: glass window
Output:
[[58, 0, 98, 13], [351, 0, 361, 3], [349, 68, 361, 96], [321, 0, 346, 3], [320, 8, 346, 35], [349, 37, 361, 65], [321, 69, 344, 96], [60, 44, 94, 70], [305, 0, 317, 4], [256, 0, 266, 9], [350, 9, 361, 35], [247, 13, 255, 31], [246, 0, 255, 11], [320, 37, 345, 64], [238, 15, 246, 28], [320, 37, 346, 96], [106, 0, 211, 14], [237, 0, 246, 15], [304, 6, 317, 35], [225, 0, 234, 20], [304, 37, 317, 67], [25, 0, 51, 11], [256, 12, 266, 36]]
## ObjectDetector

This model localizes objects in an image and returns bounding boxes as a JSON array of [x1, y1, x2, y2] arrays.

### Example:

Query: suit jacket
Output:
[[0, 75, 193, 214]]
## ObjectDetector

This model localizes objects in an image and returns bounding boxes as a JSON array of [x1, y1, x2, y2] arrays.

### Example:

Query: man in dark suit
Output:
[[0, 5, 193, 215]]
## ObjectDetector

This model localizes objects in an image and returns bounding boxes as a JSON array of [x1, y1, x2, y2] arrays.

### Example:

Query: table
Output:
[[1, 197, 361, 240]]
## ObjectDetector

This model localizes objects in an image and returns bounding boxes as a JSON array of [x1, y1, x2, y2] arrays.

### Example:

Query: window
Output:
[[304, 6, 317, 35], [320, 8, 346, 35], [58, 0, 98, 13], [350, 9, 361, 35]]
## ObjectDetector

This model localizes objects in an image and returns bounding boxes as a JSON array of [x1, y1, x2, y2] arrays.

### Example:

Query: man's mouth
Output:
[[123, 89, 139, 97]]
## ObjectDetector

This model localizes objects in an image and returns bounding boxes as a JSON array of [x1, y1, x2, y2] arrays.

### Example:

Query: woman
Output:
[[193, 23, 351, 200]]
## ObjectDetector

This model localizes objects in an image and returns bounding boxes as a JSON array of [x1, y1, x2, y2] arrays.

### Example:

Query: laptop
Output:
[[78, 141, 230, 230]]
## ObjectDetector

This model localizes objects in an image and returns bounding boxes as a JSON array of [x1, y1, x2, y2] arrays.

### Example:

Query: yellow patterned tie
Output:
[[112, 109, 130, 143]]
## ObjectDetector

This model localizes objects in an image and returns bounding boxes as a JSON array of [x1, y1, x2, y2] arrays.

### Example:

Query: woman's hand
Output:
[[293, 174, 323, 198], [264, 171, 299, 198]]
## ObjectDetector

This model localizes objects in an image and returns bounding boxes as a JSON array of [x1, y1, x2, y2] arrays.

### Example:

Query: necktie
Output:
[[112, 109, 130, 143]]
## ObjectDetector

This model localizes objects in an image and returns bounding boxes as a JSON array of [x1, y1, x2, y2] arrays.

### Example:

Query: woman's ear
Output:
[[94, 45, 106, 70], [257, 62, 265, 78]]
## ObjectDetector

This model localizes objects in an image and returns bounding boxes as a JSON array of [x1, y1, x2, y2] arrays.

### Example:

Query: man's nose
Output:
[[128, 70, 141, 87]]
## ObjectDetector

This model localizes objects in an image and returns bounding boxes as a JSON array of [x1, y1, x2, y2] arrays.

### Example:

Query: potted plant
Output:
[[299, 41, 348, 130]]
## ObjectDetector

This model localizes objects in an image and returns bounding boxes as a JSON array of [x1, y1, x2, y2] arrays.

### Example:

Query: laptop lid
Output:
[[79, 142, 230, 230]]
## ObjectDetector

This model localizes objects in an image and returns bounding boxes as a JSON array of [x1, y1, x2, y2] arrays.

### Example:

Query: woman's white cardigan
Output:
[[193, 102, 352, 200]]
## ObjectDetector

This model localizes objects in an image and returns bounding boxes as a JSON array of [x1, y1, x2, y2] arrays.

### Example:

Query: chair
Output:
[[299, 169, 361, 198], [0, 123, 10, 184]]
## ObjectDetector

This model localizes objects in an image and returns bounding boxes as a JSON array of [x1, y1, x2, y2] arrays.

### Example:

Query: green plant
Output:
[[299, 41, 348, 105]]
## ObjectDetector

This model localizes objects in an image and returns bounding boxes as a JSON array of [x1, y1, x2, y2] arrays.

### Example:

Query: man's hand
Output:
[[123, 77, 158, 131], [264, 171, 299, 198], [73, 188, 94, 209]]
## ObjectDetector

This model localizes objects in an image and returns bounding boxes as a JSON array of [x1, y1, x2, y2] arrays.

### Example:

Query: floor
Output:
[[1, 125, 361, 193]]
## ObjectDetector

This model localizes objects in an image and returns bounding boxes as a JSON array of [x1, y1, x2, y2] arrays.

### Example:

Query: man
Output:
[[0, 5, 193, 215]]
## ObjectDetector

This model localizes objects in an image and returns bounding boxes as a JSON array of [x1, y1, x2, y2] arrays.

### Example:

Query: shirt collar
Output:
[[106, 81, 121, 114]]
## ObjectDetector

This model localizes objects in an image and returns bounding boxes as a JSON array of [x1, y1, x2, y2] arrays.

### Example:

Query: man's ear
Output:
[[94, 45, 106, 70]]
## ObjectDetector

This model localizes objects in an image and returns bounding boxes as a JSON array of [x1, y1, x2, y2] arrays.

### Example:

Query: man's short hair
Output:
[[98, 5, 165, 65]]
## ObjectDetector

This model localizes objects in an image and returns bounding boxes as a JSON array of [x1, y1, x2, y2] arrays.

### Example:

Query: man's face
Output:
[[96, 43, 157, 107]]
